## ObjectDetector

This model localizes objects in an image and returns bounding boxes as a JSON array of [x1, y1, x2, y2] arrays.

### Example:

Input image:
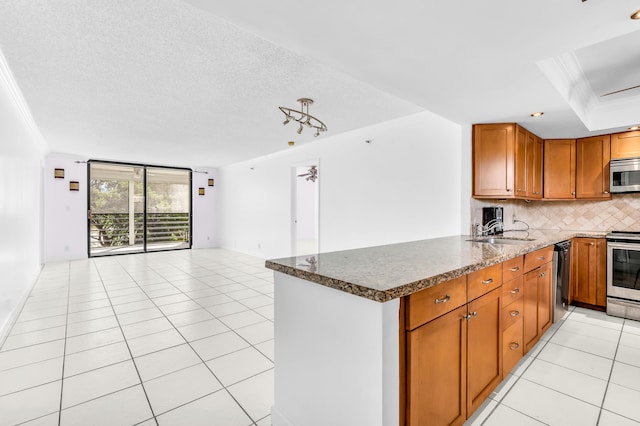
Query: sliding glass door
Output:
[[88, 161, 191, 257], [145, 167, 191, 252]]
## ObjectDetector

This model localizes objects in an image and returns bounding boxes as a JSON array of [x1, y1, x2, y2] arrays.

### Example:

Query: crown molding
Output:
[[0, 48, 47, 153]]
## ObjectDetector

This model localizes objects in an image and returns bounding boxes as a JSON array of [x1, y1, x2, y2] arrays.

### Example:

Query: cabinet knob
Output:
[[603, 191, 610, 194], [571, 192, 576, 195], [534, 191, 540, 195], [510, 288, 520, 294], [506, 188, 513, 192], [509, 266, 520, 272], [464, 312, 478, 321], [538, 256, 545, 261], [589, 242, 595, 246], [481, 278, 494, 285], [434, 295, 450, 304], [510, 310, 520, 317], [540, 272, 546, 278], [509, 342, 520, 350], [517, 188, 523, 192]]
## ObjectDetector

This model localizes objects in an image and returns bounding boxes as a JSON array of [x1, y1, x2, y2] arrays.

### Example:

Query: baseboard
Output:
[[0, 269, 41, 349], [271, 406, 295, 426]]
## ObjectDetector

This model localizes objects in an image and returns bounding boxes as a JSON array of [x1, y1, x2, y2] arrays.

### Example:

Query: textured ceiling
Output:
[[1, 0, 640, 167]]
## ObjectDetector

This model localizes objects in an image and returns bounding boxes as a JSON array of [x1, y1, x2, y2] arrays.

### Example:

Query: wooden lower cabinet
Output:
[[406, 305, 467, 426], [572, 238, 607, 308], [467, 288, 503, 414], [523, 262, 552, 353], [405, 288, 502, 425], [404, 250, 556, 424]]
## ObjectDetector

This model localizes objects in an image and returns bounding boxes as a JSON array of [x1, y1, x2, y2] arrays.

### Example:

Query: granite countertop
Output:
[[265, 229, 607, 303]]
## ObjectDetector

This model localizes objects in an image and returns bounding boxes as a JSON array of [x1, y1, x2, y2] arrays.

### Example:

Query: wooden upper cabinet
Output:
[[473, 124, 515, 198], [473, 123, 541, 199], [515, 126, 527, 197], [576, 135, 611, 199], [544, 139, 576, 199], [611, 130, 640, 159], [527, 134, 543, 199]]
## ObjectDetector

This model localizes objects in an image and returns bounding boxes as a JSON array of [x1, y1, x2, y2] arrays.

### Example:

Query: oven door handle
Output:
[[607, 241, 640, 250]]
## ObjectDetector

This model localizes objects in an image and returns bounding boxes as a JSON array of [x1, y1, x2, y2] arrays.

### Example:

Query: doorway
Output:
[[88, 161, 192, 257], [292, 163, 319, 256]]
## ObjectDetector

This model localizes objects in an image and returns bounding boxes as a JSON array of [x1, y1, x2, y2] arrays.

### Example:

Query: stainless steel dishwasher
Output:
[[553, 240, 572, 322]]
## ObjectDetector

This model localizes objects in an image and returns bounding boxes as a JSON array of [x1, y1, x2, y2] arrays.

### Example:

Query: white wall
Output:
[[0, 52, 47, 340], [44, 156, 88, 261], [192, 168, 219, 248], [42, 157, 219, 260], [218, 111, 463, 258], [272, 273, 399, 426]]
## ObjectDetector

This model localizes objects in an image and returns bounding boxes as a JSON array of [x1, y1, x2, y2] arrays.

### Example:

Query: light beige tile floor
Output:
[[467, 306, 640, 425], [3, 248, 640, 426], [0, 248, 273, 426]]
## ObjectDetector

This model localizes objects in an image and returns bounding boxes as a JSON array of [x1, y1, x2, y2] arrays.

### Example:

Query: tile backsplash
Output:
[[471, 194, 640, 233]]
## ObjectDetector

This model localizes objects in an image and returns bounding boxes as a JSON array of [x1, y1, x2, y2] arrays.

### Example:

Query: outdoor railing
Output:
[[90, 212, 190, 247]]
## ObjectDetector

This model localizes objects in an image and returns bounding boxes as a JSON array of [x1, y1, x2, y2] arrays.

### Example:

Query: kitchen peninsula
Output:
[[265, 230, 605, 426]]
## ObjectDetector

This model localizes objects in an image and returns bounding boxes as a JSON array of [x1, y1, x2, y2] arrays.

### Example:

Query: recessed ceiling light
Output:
[[629, 126, 640, 131], [530, 112, 544, 118], [631, 9, 640, 19]]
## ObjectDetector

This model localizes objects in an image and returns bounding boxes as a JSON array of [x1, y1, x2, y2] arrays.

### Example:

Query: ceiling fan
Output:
[[601, 84, 640, 97], [298, 166, 318, 182]]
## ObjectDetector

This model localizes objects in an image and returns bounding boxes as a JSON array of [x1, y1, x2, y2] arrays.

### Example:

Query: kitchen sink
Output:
[[467, 237, 535, 245]]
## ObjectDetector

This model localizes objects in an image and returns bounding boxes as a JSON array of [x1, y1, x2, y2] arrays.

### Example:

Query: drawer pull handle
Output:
[[509, 266, 520, 272], [481, 278, 493, 285], [510, 310, 520, 317], [509, 342, 520, 350], [510, 288, 520, 294], [434, 295, 450, 304], [539, 272, 546, 278], [538, 256, 545, 261]]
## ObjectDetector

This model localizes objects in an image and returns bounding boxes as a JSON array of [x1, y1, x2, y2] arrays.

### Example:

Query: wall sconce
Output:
[[198, 187, 205, 196], [69, 181, 79, 191], [54, 168, 65, 179], [208, 179, 215, 187]]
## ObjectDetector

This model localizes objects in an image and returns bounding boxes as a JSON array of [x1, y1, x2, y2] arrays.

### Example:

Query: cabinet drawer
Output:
[[502, 276, 524, 306], [406, 276, 467, 330], [503, 256, 524, 281], [503, 318, 524, 375], [524, 246, 553, 272], [468, 263, 502, 301], [502, 298, 523, 331]]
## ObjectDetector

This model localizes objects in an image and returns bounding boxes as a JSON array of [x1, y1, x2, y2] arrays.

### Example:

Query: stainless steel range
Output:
[[606, 231, 640, 321]]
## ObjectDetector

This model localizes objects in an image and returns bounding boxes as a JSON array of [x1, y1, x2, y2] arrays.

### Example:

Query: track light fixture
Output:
[[279, 98, 328, 137]]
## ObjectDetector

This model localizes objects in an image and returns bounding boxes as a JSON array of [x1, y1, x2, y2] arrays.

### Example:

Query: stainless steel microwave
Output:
[[610, 157, 640, 193]]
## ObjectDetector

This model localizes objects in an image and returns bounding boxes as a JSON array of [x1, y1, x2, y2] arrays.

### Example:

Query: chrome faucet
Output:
[[473, 219, 503, 237]]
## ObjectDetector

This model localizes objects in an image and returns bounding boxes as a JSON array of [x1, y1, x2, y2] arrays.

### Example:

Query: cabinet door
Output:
[[523, 269, 539, 353], [544, 139, 576, 199], [407, 305, 467, 426], [576, 135, 611, 199], [527, 135, 543, 199], [467, 288, 502, 415], [596, 239, 607, 307], [515, 126, 528, 197], [473, 124, 515, 198], [537, 262, 553, 336], [611, 130, 640, 159], [572, 238, 597, 305]]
